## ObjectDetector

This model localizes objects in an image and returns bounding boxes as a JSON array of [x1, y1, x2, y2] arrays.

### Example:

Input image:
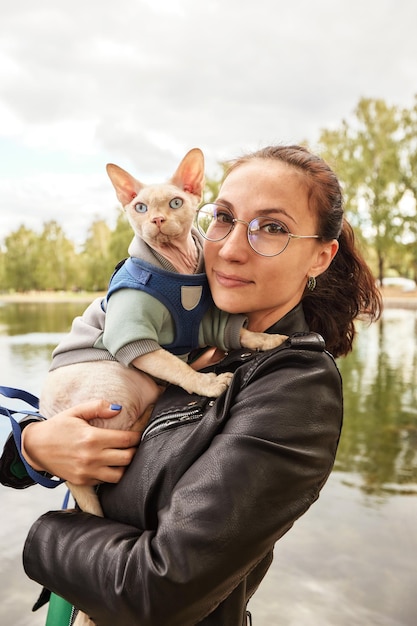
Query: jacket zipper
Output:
[[141, 406, 203, 441], [69, 605, 76, 625]]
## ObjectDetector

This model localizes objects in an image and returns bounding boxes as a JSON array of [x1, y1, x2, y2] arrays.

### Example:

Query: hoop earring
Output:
[[307, 276, 316, 291]]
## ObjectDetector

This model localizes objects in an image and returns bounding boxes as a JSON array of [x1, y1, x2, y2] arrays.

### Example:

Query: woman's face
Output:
[[203, 158, 338, 332]]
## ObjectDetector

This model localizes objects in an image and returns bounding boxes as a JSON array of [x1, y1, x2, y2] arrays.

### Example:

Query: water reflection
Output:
[[0, 301, 87, 335], [1, 302, 416, 497], [0, 301, 89, 441], [336, 309, 417, 496]]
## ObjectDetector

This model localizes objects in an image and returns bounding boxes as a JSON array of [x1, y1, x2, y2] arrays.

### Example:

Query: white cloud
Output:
[[0, 0, 416, 245], [0, 171, 119, 246]]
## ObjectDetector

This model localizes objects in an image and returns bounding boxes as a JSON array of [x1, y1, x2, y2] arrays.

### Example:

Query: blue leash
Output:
[[0, 385, 64, 488]]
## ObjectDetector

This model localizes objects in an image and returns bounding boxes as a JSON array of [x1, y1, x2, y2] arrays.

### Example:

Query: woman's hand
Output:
[[21, 400, 141, 486]]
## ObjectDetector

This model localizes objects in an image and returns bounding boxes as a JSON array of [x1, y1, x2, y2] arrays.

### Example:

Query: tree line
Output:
[[317, 96, 417, 283], [1, 96, 416, 293], [0, 214, 132, 293]]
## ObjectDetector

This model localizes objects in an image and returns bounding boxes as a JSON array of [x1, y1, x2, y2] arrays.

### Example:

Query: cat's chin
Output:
[[144, 232, 181, 247]]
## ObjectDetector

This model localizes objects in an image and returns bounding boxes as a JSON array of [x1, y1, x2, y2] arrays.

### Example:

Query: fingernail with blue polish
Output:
[[110, 404, 122, 411]]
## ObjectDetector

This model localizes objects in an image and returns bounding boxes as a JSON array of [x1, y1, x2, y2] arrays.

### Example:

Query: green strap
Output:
[[45, 593, 73, 626]]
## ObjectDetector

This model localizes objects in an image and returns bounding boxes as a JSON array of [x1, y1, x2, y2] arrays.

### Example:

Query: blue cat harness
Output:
[[107, 257, 213, 356]]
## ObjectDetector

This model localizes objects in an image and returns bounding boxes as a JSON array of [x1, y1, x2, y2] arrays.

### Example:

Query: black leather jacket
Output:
[[20, 304, 343, 626]]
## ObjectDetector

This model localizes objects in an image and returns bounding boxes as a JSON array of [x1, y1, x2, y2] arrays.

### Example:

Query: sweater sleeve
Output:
[[198, 308, 247, 351], [23, 348, 342, 626], [49, 297, 114, 370], [102, 289, 175, 365]]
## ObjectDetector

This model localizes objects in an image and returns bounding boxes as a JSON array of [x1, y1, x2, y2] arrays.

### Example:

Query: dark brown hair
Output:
[[226, 145, 382, 358]]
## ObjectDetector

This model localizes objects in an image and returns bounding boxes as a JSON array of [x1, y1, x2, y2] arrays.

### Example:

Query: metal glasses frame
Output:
[[196, 203, 321, 257]]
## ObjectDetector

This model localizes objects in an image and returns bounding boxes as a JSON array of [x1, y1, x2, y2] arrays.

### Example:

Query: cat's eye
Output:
[[134, 203, 147, 213], [169, 197, 183, 209]]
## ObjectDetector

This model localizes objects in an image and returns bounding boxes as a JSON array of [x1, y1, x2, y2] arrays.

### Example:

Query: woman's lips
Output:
[[214, 270, 253, 288]]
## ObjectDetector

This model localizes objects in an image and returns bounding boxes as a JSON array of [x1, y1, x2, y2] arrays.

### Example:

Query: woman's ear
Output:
[[308, 239, 339, 278]]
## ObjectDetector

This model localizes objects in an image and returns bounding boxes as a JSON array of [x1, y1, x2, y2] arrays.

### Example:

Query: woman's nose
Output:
[[218, 222, 250, 260]]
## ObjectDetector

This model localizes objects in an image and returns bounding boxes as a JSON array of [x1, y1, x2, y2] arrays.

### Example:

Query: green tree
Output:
[[35, 221, 79, 290], [318, 97, 409, 283], [2, 226, 41, 291], [203, 164, 228, 204], [400, 94, 417, 280], [0, 249, 5, 290], [402, 94, 417, 198], [80, 219, 114, 291], [108, 210, 133, 266]]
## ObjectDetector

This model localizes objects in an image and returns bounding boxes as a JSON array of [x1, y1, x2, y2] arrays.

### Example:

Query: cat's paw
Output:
[[206, 371, 234, 396], [240, 328, 288, 351], [253, 333, 288, 350], [184, 371, 233, 397]]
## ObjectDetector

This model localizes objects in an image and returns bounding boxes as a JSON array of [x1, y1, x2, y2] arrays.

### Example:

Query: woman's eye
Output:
[[261, 221, 287, 235], [134, 203, 147, 213], [216, 211, 234, 225], [169, 197, 183, 209]]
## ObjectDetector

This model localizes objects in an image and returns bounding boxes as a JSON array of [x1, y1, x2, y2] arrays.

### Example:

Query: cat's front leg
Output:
[[239, 327, 288, 351], [72, 609, 96, 626], [133, 350, 233, 397]]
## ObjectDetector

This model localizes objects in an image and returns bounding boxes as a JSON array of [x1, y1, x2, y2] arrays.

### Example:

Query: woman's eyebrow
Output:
[[262, 208, 298, 225], [214, 197, 233, 209], [215, 198, 298, 225]]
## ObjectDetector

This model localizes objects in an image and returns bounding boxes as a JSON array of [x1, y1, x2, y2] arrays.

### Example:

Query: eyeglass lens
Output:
[[196, 204, 290, 257]]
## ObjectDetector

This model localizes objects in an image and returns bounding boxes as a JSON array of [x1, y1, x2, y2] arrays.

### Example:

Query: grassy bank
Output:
[[0, 290, 105, 303]]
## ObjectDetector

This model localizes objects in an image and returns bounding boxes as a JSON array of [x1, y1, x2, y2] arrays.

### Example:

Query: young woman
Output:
[[1, 145, 381, 625]]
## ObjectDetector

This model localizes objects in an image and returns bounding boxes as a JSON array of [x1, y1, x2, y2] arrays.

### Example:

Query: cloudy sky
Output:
[[1, 0, 416, 245]]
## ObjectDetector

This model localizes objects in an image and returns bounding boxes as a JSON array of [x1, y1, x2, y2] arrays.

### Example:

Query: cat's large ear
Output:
[[170, 148, 205, 199], [106, 164, 145, 207]]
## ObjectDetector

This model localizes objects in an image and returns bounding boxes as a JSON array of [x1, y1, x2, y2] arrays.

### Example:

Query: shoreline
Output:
[[382, 297, 417, 310], [0, 291, 106, 304], [1, 289, 417, 309]]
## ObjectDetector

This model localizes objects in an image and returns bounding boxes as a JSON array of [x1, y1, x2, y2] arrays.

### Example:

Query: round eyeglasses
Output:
[[196, 203, 321, 257]]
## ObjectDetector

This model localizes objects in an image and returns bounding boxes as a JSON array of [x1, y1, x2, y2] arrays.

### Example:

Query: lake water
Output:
[[0, 301, 416, 626]]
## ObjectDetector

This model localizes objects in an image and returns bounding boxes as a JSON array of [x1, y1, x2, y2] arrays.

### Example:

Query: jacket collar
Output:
[[266, 302, 309, 336], [214, 303, 311, 372]]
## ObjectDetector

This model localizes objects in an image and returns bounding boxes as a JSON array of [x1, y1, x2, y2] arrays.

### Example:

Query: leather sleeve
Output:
[[23, 347, 342, 626], [0, 416, 44, 488]]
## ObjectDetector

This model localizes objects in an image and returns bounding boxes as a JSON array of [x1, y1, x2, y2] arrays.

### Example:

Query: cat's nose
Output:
[[152, 216, 165, 227]]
